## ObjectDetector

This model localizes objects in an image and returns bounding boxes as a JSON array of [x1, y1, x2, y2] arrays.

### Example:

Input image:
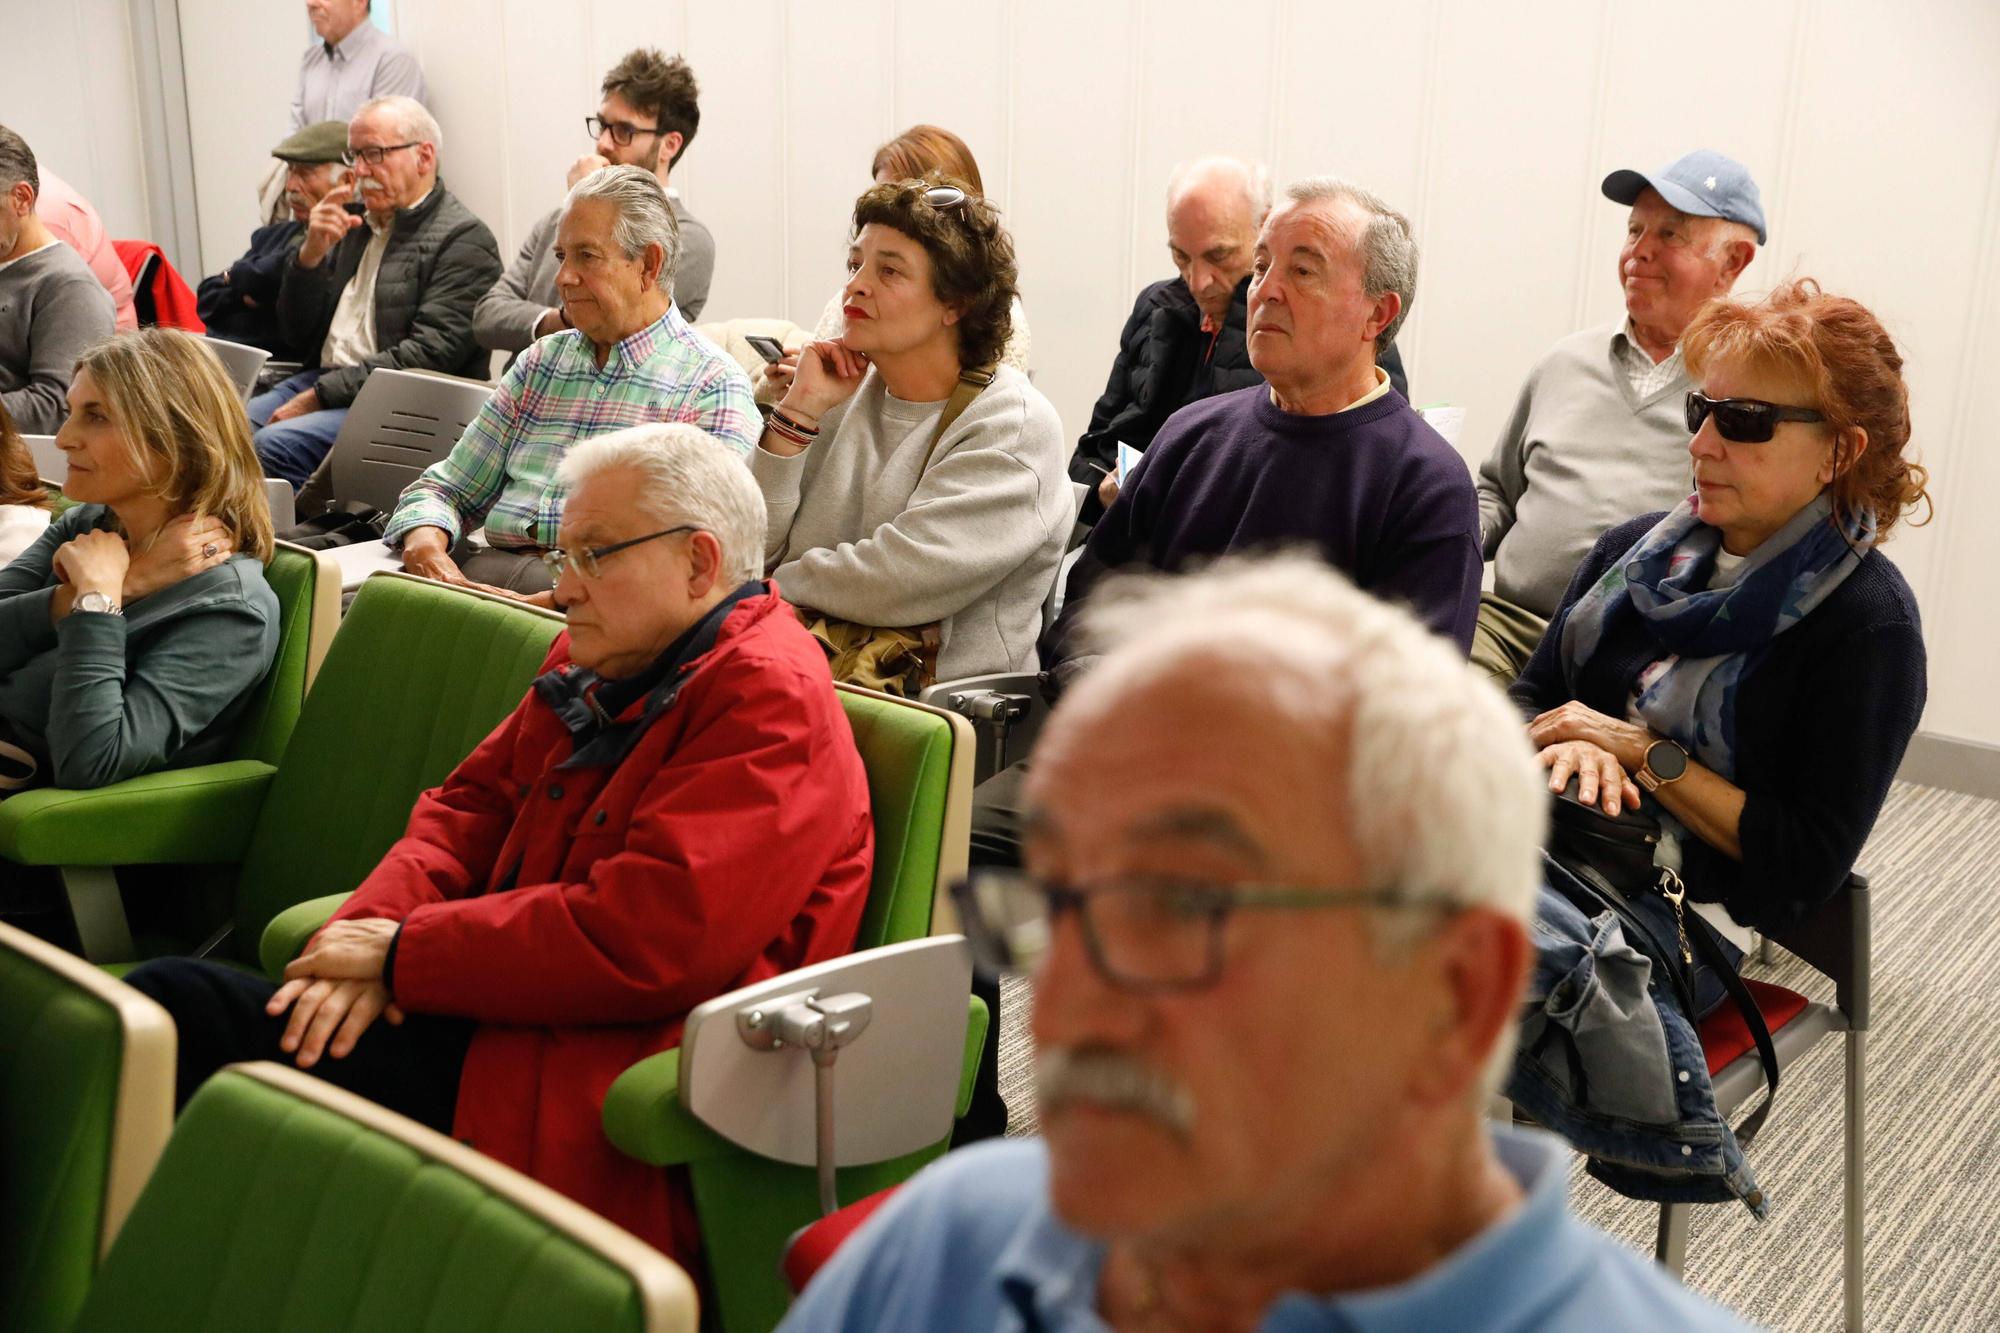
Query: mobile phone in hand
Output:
[[745, 335, 788, 365]]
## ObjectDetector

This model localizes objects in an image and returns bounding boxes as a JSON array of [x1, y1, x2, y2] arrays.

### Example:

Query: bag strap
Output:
[[1685, 913, 1782, 1145], [918, 366, 996, 475]]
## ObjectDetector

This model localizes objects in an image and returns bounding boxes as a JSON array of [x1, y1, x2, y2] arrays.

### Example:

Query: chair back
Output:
[[324, 368, 492, 514], [0, 922, 173, 1333], [228, 542, 341, 770], [228, 574, 564, 958], [833, 685, 975, 951], [199, 337, 270, 404], [22, 434, 63, 486], [74, 1063, 696, 1333]]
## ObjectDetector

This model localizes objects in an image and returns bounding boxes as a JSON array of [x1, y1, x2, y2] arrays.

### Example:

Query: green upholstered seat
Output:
[[72, 1062, 696, 1333], [0, 921, 173, 1333], [0, 543, 339, 961], [601, 685, 978, 1333]]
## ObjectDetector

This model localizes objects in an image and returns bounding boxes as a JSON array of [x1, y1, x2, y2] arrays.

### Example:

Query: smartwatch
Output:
[[74, 591, 123, 617], [1637, 738, 1689, 792]]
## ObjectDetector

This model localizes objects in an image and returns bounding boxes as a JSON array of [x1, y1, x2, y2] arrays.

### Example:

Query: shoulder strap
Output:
[[918, 366, 997, 475]]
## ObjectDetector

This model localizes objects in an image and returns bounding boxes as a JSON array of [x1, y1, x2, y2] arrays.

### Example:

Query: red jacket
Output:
[[326, 588, 873, 1262], [111, 239, 205, 332]]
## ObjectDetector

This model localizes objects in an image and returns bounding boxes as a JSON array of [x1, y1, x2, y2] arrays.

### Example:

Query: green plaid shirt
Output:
[[384, 306, 758, 549]]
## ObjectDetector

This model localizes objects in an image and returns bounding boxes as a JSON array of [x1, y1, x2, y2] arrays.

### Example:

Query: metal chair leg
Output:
[[1654, 1201, 1690, 1277], [60, 865, 135, 963], [1846, 1029, 1866, 1330]]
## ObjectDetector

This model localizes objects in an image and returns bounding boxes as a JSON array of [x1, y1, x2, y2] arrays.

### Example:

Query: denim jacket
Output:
[[1506, 854, 1768, 1216]]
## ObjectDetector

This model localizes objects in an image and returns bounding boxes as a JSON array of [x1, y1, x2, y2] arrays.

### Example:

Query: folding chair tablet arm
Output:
[[0, 761, 277, 868]]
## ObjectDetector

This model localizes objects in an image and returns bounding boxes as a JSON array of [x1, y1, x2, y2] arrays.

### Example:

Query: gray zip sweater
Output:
[[751, 365, 1073, 680], [0, 242, 115, 433], [1476, 322, 1693, 618]]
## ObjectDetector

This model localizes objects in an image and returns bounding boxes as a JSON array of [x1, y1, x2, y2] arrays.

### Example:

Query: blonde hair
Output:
[[75, 330, 275, 562]]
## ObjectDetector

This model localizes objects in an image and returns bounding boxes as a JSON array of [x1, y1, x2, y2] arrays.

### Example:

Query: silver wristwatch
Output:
[[74, 591, 123, 616]]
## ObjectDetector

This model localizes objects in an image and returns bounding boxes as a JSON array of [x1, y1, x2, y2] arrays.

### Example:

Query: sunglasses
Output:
[[919, 184, 969, 211], [1686, 391, 1826, 444]]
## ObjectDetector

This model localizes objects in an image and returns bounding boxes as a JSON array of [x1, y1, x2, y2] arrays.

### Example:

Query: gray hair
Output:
[[563, 164, 682, 293], [1693, 216, 1760, 280], [555, 423, 764, 585], [1166, 156, 1273, 225], [1072, 552, 1546, 1088], [0, 123, 38, 196], [353, 95, 443, 158], [1284, 176, 1419, 351]]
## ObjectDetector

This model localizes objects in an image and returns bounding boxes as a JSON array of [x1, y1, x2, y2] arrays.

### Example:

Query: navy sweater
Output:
[[1045, 383, 1482, 672], [1511, 513, 1926, 935]]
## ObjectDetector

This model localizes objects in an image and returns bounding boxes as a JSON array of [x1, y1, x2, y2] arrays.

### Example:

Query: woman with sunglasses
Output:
[[751, 176, 1072, 684], [1511, 279, 1929, 1005]]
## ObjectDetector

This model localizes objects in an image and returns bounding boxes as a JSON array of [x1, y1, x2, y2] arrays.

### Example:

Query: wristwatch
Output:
[[74, 591, 123, 617], [1637, 738, 1689, 792]]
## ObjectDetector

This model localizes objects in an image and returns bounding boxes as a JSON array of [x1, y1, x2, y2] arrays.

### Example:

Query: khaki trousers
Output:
[[1471, 592, 1551, 689]]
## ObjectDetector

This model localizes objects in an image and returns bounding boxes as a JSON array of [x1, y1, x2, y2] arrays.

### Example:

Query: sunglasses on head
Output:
[[1686, 391, 1826, 444], [918, 184, 969, 211]]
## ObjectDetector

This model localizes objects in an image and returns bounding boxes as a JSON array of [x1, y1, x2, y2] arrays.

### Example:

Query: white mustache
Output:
[[1036, 1046, 1195, 1138], [357, 178, 386, 194]]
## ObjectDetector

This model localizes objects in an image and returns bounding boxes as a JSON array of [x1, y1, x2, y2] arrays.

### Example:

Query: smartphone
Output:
[[744, 335, 788, 365]]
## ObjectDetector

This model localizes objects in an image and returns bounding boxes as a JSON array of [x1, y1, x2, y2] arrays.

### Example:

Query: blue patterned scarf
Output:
[[1559, 493, 1874, 780]]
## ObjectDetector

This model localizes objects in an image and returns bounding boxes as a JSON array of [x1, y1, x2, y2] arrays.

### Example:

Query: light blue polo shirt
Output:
[[778, 1125, 1758, 1332]]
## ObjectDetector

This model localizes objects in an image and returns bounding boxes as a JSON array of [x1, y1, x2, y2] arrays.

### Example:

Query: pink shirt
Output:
[[37, 171, 138, 333]]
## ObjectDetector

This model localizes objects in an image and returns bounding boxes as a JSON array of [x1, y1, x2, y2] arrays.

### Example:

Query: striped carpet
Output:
[[994, 780, 2000, 1330]]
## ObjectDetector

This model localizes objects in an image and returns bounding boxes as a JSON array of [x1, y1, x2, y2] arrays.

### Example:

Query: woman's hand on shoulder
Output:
[[123, 514, 235, 603], [1536, 739, 1642, 817], [779, 339, 869, 423]]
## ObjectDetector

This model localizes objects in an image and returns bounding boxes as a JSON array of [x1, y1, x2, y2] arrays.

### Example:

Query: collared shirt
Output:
[[292, 19, 429, 129], [318, 207, 396, 369], [1266, 364, 1392, 417], [1614, 318, 1686, 401], [383, 304, 759, 550], [776, 1126, 1758, 1332]]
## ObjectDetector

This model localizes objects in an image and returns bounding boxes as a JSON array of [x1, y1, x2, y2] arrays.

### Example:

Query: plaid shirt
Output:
[[384, 306, 758, 549]]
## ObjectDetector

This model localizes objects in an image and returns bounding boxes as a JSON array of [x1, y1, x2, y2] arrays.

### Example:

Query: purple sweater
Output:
[[1045, 384, 1482, 674]]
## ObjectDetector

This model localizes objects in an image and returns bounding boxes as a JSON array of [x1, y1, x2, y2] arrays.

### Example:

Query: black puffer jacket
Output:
[[277, 180, 501, 407], [1068, 274, 1410, 513]]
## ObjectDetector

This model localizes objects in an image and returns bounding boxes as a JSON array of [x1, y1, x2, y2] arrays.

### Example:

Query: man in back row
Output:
[[199, 121, 352, 360], [475, 48, 716, 364], [248, 95, 500, 486], [1069, 157, 1409, 523], [1473, 148, 1764, 684], [0, 124, 114, 434], [782, 555, 1753, 1332]]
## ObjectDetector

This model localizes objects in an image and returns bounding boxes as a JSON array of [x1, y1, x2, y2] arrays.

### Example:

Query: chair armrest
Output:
[[258, 891, 355, 977], [1770, 871, 1870, 1029], [0, 760, 277, 866], [605, 994, 991, 1167]]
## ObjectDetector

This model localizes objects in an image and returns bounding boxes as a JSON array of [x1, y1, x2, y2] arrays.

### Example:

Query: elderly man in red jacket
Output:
[[126, 421, 874, 1265]]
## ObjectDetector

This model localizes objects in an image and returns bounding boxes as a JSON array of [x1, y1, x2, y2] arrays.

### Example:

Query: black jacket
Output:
[[276, 180, 501, 407], [1068, 274, 1410, 517], [1511, 513, 1925, 936], [196, 220, 307, 357]]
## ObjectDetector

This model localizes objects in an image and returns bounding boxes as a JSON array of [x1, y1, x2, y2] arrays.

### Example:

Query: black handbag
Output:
[[1544, 777, 1782, 1144]]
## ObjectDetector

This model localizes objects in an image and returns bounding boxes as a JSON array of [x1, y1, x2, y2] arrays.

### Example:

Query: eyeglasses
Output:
[[951, 869, 1461, 993], [539, 525, 696, 582], [1686, 391, 1826, 444], [586, 116, 668, 147], [341, 142, 421, 167]]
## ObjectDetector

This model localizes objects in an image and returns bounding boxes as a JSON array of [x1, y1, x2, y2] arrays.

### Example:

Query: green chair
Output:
[[72, 1061, 697, 1332], [0, 542, 341, 962], [0, 919, 174, 1333], [600, 684, 981, 1333]]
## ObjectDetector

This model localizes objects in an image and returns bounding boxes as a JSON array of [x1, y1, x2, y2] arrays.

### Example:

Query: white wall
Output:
[[171, 0, 2000, 747], [4, 0, 152, 240]]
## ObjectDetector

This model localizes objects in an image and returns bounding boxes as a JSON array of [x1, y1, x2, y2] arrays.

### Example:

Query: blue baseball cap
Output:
[[1602, 149, 1767, 245]]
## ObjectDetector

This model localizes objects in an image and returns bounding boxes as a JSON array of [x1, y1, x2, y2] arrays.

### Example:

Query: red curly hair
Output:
[[0, 398, 52, 510]]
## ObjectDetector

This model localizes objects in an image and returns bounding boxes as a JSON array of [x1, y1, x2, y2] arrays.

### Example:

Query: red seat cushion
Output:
[[782, 1186, 904, 1294], [1698, 978, 1811, 1075]]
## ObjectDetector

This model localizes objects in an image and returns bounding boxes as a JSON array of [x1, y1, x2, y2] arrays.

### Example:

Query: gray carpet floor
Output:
[[994, 780, 2000, 1331]]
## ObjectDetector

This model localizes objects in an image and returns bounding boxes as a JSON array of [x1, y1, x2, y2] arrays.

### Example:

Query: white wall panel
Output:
[[151, 0, 2000, 745], [5, 0, 151, 246]]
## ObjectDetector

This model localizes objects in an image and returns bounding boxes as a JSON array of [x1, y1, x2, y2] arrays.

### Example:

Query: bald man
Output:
[[1068, 156, 1409, 522]]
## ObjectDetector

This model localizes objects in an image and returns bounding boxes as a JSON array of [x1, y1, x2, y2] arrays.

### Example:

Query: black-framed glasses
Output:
[[951, 870, 1462, 993], [539, 525, 696, 582], [586, 115, 667, 147], [341, 141, 421, 167], [1686, 391, 1825, 444]]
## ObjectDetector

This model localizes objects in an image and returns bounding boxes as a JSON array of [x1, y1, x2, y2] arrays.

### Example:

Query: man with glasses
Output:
[[248, 95, 501, 486], [127, 422, 874, 1274], [780, 553, 1753, 1333], [476, 49, 715, 363], [1473, 149, 1764, 687], [382, 165, 756, 602]]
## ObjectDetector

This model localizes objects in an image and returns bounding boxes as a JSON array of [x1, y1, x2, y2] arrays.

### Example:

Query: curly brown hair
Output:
[[0, 397, 51, 510], [871, 125, 984, 196], [1684, 278, 1932, 540], [602, 49, 700, 168], [851, 175, 1016, 372]]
